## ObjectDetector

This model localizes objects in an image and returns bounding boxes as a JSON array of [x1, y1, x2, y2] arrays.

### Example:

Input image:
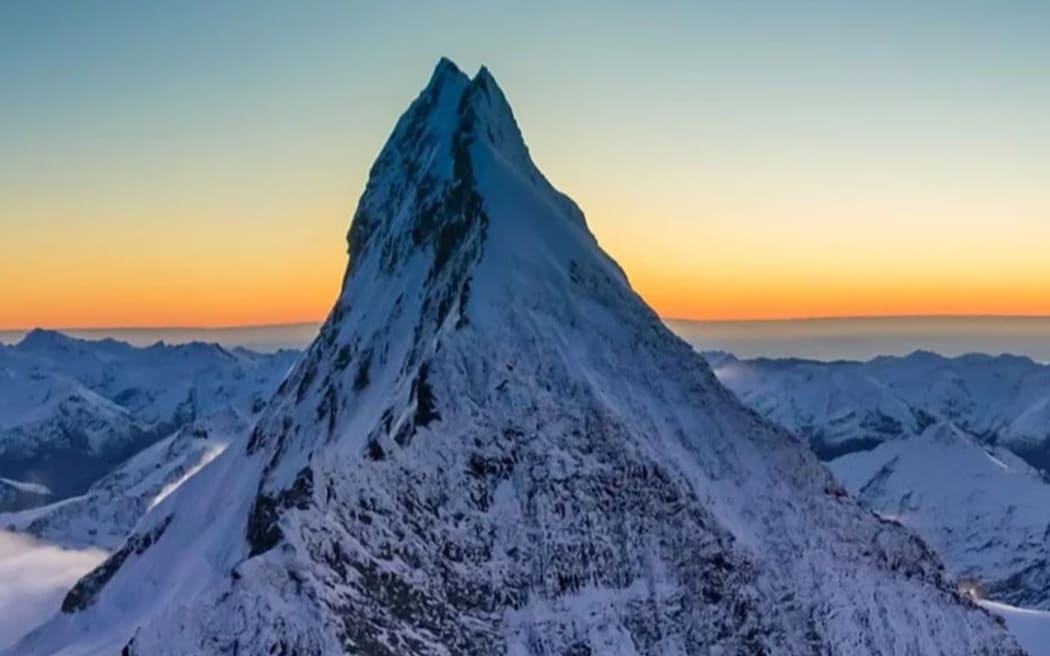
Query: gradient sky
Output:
[[2, 1, 1049, 329]]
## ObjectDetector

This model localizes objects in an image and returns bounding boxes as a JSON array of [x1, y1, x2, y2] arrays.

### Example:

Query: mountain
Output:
[[834, 422, 1050, 609], [0, 332, 298, 510], [863, 352, 1050, 469], [702, 352, 933, 460], [707, 350, 1050, 468], [709, 351, 1050, 609], [9, 59, 1021, 655], [1, 407, 244, 551]]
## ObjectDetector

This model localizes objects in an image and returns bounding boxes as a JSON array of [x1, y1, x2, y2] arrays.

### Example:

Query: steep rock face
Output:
[[10, 60, 1021, 656]]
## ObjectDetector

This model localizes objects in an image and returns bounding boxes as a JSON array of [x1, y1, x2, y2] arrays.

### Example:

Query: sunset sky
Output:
[[2, 1, 1049, 329]]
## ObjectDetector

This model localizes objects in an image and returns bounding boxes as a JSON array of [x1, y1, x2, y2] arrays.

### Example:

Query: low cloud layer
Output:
[[0, 530, 107, 650]]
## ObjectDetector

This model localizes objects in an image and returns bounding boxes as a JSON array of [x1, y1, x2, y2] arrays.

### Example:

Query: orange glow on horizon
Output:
[[3, 4, 1050, 332], [622, 258, 1050, 322], [4, 190, 1050, 330], [4, 124, 1050, 331], [6, 244, 1050, 330]]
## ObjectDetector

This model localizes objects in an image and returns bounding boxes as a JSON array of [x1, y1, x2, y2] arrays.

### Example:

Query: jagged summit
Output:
[[417, 58, 520, 142], [10, 61, 1022, 656], [429, 56, 466, 83], [345, 58, 567, 284]]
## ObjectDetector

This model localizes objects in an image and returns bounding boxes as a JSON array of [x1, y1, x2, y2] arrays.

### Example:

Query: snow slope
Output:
[[0, 332, 297, 509], [10, 331, 293, 427], [980, 601, 1050, 656], [705, 352, 932, 460], [8, 59, 1022, 656], [1, 408, 244, 550], [709, 350, 1050, 468], [711, 353, 1050, 610], [864, 351, 1050, 467], [833, 422, 1050, 609]]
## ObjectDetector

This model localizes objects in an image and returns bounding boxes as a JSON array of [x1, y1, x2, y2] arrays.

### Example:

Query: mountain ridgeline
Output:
[[706, 350, 1050, 467], [0, 330, 297, 511], [708, 351, 1050, 611], [9, 60, 1022, 655]]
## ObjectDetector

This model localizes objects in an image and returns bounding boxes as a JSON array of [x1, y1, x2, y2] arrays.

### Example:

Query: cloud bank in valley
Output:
[[0, 530, 107, 649]]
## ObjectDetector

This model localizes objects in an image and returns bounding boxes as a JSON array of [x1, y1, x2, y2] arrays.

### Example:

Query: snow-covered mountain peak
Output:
[[15, 328, 79, 352], [10, 61, 1023, 655], [345, 59, 578, 286], [429, 56, 466, 84], [263, 59, 605, 491], [461, 65, 531, 162]]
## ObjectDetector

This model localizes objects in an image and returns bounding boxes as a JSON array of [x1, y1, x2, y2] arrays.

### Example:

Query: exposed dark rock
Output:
[[62, 515, 173, 613]]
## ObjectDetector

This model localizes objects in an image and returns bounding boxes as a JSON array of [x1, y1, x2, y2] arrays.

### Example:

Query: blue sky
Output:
[[2, 1, 1049, 326]]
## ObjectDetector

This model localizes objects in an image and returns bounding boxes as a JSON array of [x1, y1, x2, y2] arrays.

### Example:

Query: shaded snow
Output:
[[1, 409, 245, 551], [829, 422, 1050, 608], [980, 601, 1050, 656], [0, 478, 50, 496], [0, 334, 296, 511], [708, 349, 1050, 465], [711, 352, 1050, 611]]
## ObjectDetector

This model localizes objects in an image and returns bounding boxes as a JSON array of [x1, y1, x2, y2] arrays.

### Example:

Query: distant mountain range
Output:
[[3, 408, 244, 551], [709, 350, 1050, 609], [6, 315, 1050, 361], [707, 350, 1050, 467], [0, 329, 297, 512], [0, 324, 319, 354]]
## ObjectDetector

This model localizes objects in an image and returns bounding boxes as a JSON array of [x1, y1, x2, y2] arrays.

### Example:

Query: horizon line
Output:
[[662, 313, 1050, 324], [0, 320, 321, 333], [4, 313, 1050, 333]]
